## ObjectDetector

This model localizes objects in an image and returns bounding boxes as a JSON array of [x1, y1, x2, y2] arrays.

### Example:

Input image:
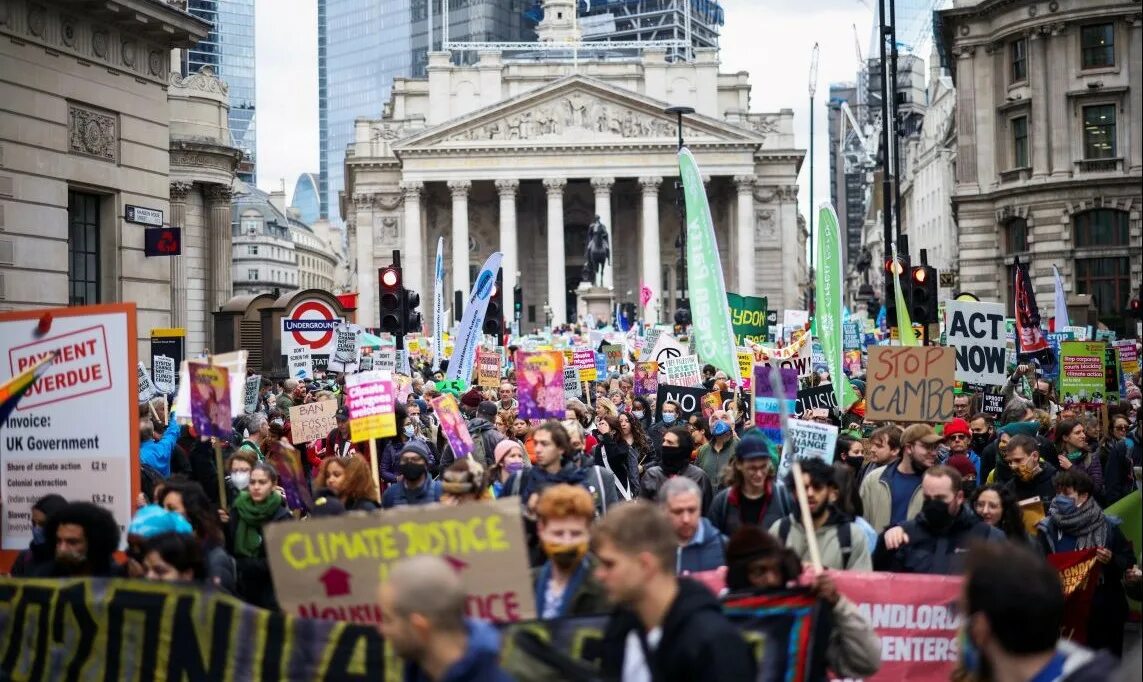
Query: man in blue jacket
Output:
[[660, 476, 725, 573], [140, 411, 181, 477], [382, 440, 442, 509]]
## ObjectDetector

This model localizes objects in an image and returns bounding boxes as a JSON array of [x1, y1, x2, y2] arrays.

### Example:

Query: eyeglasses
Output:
[[1113, 424, 1128, 432], [946, 434, 970, 442]]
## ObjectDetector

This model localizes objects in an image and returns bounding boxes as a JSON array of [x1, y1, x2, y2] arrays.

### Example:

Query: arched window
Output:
[[1073, 208, 1128, 248]]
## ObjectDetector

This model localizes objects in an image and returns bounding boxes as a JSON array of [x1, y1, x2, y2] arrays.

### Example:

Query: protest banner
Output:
[[288, 399, 339, 444], [137, 361, 160, 404], [633, 361, 659, 397], [1115, 339, 1139, 387], [974, 386, 1005, 418], [1058, 341, 1109, 412], [358, 352, 374, 372], [662, 354, 702, 388], [572, 348, 597, 382], [173, 350, 247, 423], [866, 347, 955, 423], [654, 384, 710, 422], [515, 350, 566, 420], [0, 303, 140, 558], [266, 498, 536, 624], [726, 292, 769, 346], [432, 393, 475, 460], [475, 348, 502, 389], [152, 353, 177, 394], [794, 384, 839, 419], [327, 322, 362, 373], [1047, 548, 1102, 644], [648, 333, 687, 380], [288, 347, 312, 379], [753, 365, 798, 446], [344, 371, 396, 442], [782, 421, 838, 479], [447, 252, 504, 382], [188, 362, 232, 440], [945, 300, 1007, 385], [757, 336, 814, 380], [562, 366, 581, 400], [243, 374, 261, 414]]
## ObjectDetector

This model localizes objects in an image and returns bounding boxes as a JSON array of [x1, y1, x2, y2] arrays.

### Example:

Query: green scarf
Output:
[[239, 439, 263, 461], [232, 491, 283, 558]]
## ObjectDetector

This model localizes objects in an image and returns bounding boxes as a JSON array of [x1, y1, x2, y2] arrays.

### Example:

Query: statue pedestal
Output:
[[576, 285, 614, 326]]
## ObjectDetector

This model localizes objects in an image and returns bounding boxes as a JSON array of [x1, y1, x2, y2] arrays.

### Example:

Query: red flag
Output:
[[1014, 257, 1050, 354], [1047, 548, 1102, 644]]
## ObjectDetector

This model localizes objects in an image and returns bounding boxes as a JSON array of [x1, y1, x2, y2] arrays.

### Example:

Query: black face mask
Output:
[[660, 445, 690, 471], [921, 498, 956, 530], [970, 433, 991, 454], [399, 462, 425, 482]]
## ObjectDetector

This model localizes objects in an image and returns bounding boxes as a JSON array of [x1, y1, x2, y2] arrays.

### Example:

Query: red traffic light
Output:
[[885, 258, 903, 276], [911, 266, 927, 284], [380, 267, 400, 288]]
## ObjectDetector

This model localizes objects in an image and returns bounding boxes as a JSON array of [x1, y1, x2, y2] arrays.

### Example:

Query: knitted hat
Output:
[[736, 428, 778, 464], [944, 417, 971, 438], [998, 421, 1039, 437], [398, 439, 433, 463], [460, 387, 484, 409], [946, 454, 977, 480], [849, 378, 866, 396], [494, 439, 524, 466], [128, 505, 193, 538]]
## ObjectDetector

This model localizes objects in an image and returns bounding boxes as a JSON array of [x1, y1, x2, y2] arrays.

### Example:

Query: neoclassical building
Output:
[[938, 0, 1142, 333], [343, 46, 806, 330]]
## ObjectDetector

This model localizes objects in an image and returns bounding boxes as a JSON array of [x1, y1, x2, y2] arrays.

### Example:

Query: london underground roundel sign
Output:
[[281, 299, 342, 355]]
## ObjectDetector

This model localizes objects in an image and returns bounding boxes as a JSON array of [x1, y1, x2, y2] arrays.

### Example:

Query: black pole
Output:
[[666, 105, 695, 319], [889, 0, 902, 247], [878, 0, 894, 307]]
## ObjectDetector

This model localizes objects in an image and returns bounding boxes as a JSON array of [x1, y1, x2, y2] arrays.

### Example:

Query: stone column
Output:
[[1047, 26, 1071, 178], [638, 176, 662, 322], [495, 179, 519, 324], [204, 184, 233, 344], [590, 176, 615, 289], [544, 178, 567, 325], [352, 194, 376, 326], [1128, 14, 1143, 173], [401, 181, 424, 297], [448, 180, 472, 299], [734, 175, 756, 296], [1030, 30, 1050, 178], [169, 181, 193, 329]]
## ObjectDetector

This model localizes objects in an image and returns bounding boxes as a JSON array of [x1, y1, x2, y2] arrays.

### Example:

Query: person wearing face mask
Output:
[[640, 427, 713, 514], [381, 441, 443, 509], [34, 501, 125, 578], [770, 458, 872, 571], [631, 396, 653, 432], [708, 428, 791, 536], [11, 494, 68, 577], [1001, 434, 1058, 505], [531, 485, 608, 619], [695, 410, 739, 488], [648, 400, 681, 458], [227, 463, 293, 609], [981, 405, 1056, 485], [874, 466, 1003, 575], [967, 412, 995, 472], [957, 542, 1116, 682], [382, 403, 440, 484], [859, 424, 941, 533], [490, 440, 530, 498], [1034, 469, 1133, 657], [223, 450, 258, 508]]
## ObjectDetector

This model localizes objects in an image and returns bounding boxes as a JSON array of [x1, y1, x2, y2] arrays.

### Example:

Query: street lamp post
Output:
[[808, 43, 820, 315], [665, 105, 695, 324]]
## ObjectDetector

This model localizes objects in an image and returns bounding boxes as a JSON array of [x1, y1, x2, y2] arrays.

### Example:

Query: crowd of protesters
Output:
[[9, 339, 1143, 681]]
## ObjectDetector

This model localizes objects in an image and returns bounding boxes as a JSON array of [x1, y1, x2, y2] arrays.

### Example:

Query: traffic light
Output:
[[909, 265, 939, 324], [883, 254, 911, 326], [513, 284, 523, 322], [404, 288, 423, 335], [379, 264, 402, 335], [482, 269, 504, 339]]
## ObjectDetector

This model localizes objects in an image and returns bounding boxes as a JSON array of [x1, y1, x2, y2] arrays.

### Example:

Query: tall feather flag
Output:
[[0, 352, 57, 429], [815, 204, 859, 411], [432, 236, 445, 371], [1052, 265, 1070, 331], [891, 243, 919, 346]]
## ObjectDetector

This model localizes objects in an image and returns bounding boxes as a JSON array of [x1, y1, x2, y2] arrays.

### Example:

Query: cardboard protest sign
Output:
[[152, 354, 177, 394], [781, 421, 838, 479], [648, 333, 687, 380], [344, 371, 396, 441], [753, 365, 798, 446], [515, 350, 566, 420], [188, 362, 232, 440], [265, 498, 536, 623], [601, 343, 623, 368], [243, 374, 261, 414], [327, 322, 362, 373], [654, 384, 711, 422], [866, 347, 955, 423], [572, 348, 597, 382], [432, 393, 474, 460], [289, 399, 339, 444], [945, 301, 1006, 385], [795, 384, 839, 419], [563, 366, 581, 400], [726, 292, 768, 346], [662, 354, 702, 388], [288, 347, 313, 379], [476, 348, 502, 389], [633, 362, 659, 396], [1059, 341, 1109, 412], [137, 361, 160, 404]]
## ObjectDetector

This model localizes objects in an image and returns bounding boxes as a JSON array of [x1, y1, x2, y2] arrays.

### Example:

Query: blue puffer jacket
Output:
[[403, 619, 513, 682], [140, 411, 182, 477], [676, 517, 726, 574]]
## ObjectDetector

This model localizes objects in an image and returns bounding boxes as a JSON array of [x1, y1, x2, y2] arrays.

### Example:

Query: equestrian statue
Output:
[[581, 215, 611, 287]]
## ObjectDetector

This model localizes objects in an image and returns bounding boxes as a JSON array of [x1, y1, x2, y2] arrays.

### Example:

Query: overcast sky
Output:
[[254, 0, 884, 224]]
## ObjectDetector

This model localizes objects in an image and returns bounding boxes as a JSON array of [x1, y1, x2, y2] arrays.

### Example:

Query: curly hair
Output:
[[535, 484, 595, 523], [618, 411, 652, 458], [315, 455, 379, 505], [157, 479, 224, 546], [143, 531, 205, 580], [46, 502, 121, 572]]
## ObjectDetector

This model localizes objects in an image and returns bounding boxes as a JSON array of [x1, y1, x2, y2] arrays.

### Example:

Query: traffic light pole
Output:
[[878, 0, 895, 313]]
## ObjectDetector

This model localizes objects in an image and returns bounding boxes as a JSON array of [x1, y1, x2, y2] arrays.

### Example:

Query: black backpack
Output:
[[778, 516, 854, 569]]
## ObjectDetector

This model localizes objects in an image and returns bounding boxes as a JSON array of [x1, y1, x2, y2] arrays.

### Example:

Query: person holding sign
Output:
[[140, 408, 182, 478]]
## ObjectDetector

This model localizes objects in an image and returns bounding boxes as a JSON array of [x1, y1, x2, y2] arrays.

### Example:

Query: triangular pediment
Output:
[[392, 75, 760, 150]]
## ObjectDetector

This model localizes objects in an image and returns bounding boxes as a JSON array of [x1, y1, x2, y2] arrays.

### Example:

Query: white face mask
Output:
[[404, 424, 416, 438], [231, 471, 251, 490]]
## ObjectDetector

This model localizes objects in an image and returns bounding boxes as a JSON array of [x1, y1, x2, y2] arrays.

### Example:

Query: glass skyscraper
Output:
[[187, 0, 257, 183], [290, 173, 322, 225]]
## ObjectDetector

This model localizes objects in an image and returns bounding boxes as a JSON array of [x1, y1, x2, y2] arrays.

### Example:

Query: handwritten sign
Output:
[[344, 371, 396, 441], [475, 348, 502, 389], [866, 347, 955, 423], [289, 399, 339, 444], [288, 348, 313, 380], [265, 498, 536, 624], [945, 301, 1006, 385], [662, 354, 702, 388]]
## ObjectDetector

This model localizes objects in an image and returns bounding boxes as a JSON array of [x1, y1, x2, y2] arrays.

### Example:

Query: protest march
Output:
[[2, 66, 1142, 680]]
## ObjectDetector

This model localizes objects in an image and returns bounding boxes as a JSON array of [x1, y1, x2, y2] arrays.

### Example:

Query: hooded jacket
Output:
[[640, 464, 713, 514], [505, 461, 619, 517], [402, 619, 513, 682], [381, 475, 442, 509], [675, 517, 726, 574], [768, 508, 873, 571], [600, 578, 757, 682], [873, 504, 1004, 575]]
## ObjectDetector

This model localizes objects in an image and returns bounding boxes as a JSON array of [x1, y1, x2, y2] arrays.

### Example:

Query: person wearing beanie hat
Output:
[[381, 440, 442, 509], [946, 455, 978, 493], [490, 440, 529, 498], [942, 417, 982, 481], [858, 424, 941, 532], [459, 387, 484, 416], [707, 428, 792, 538]]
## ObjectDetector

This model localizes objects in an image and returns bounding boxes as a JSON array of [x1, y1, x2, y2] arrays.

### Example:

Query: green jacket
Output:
[[858, 462, 925, 533], [696, 437, 739, 488]]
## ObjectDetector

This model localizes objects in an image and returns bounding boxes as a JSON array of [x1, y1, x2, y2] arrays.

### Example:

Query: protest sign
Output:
[[266, 439, 313, 512], [358, 352, 374, 372], [188, 362, 232, 440], [376, 346, 397, 374], [753, 365, 798, 446], [1047, 548, 1102, 644], [795, 384, 839, 419], [0, 303, 140, 556], [344, 371, 396, 441], [152, 354, 176, 394], [783, 309, 809, 330], [288, 347, 312, 379], [1095, 329, 1117, 342], [662, 354, 702, 388], [515, 350, 566, 420], [563, 366, 581, 400], [758, 338, 814, 380], [266, 498, 536, 623], [945, 301, 1006, 385], [648, 333, 687, 380], [137, 361, 160, 404], [572, 348, 597, 382], [1063, 325, 1089, 341], [633, 361, 659, 397], [843, 349, 862, 377], [866, 347, 955, 423], [783, 421, 838, 479], [243, 374, 261, 414], [974, 386, 1006, 418], [601, 343, 623, 368], [1115, 339, 1139, 386], [736, 350, 753, 391], [432, 393, 475, 460], [842, 320, 862, 351], [475, 348, 502, 389], [1044, 331, 1075, 381], [726, 292, 768, 346], [1058, 341, 1109, 412], [326, 322, 362, 373], [289, 399, 339, 444], [654, 384, 710, 422]]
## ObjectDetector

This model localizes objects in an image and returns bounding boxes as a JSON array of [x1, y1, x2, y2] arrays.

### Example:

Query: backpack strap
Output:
[[510, 468, 527, 497], [838, 521, 853, 569], [594, 466, 607, 516], [778, 517, 792, 544]]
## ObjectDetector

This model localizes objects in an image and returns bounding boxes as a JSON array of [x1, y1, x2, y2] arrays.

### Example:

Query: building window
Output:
[[1075, 256, 1130, 328], [1082, 105, 1116, 159], [249, 269, 258, 280], [1010, 38, 1027, 83], [1080, 24, 1114, 69], [1073, 209, 1129, 248], [251, 245, 259, 255], [1006, 264, 1018, 317], [1004, 218, 1028, 254], [1012, 116, 1029, 168], [68, 191, 101, 306]]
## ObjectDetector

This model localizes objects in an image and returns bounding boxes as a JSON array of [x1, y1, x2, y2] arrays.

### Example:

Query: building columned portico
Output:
[[344, 48, 806, 331]]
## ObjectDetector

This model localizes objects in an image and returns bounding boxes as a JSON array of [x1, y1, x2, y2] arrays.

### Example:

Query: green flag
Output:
[[815, 205, 859, 411], [892, 243, 919, 346], [679, 148, 738, 379]]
